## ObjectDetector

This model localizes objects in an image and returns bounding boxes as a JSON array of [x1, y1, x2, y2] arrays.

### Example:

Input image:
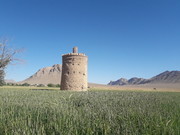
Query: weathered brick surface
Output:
[[61, 48, 88, 91]]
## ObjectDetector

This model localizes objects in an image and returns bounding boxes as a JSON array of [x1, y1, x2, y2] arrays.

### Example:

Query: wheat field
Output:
[[0, 87, 179, 135]]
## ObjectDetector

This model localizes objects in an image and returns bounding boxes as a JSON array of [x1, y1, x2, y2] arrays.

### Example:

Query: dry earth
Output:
[[89, 83, 180, 92]]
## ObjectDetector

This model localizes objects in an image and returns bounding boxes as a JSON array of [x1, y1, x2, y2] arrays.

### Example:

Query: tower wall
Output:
[[61, 53, 88, 91]]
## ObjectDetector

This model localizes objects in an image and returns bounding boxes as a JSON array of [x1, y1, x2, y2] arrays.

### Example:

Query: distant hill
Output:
[[108, 71, 180, 85], [19, 64, 100, 87], [19, 64, 62, 85], [150, 71, 180, 83], [20, 65, 180, 87], [5, 79, 16, 83]]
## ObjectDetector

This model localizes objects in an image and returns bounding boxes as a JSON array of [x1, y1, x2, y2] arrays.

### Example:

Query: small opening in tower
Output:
[[79, 72, 81, 74], [67, 71, 70, 74], [73, 71, 75, 73], [72, 63, 74, 65], [83, 73, 85, 76]]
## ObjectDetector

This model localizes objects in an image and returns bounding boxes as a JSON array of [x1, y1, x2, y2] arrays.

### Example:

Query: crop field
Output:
[[0, 87, 180, 135]]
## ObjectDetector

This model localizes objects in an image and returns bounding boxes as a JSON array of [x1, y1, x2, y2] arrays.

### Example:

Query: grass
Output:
[[0, 87, 180, 135]]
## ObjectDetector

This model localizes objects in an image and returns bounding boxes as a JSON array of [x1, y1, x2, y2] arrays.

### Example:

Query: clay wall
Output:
[[61, 53, 88, 91]]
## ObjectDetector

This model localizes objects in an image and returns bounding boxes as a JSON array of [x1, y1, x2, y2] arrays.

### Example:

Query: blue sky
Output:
[[0, 0, 180, 84]]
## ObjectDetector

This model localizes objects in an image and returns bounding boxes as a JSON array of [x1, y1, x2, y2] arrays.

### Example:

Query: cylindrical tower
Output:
[[61, 47, 88, 91]]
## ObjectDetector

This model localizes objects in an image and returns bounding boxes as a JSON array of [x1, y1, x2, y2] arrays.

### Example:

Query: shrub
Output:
[[55, 84, 60, 87], [37, 84, 45, 87], [47, 83, 55, 87], [22, 83, 30, 86]]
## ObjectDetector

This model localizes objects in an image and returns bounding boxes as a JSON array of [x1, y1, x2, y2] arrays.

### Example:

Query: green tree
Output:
[[56, 84, 60, 87], [22, 83, 30, 86], [47, 83, 55, 87]]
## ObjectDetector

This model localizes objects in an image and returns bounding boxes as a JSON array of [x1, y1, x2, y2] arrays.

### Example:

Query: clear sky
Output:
[[0, 0, 180, 84]]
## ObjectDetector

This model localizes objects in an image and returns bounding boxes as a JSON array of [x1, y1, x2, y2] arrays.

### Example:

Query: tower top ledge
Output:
[[62, 47, 86, 56], [62, 53, 86, 56]]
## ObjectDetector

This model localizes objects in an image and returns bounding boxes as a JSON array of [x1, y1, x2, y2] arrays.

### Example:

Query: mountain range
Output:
[[19, 64, 180, 87], [19, 64, 62, 85], [108, 71, 180, 85]]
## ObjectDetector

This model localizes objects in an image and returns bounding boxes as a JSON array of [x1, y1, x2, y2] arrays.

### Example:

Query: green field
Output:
[[0, 87, 180, 135]]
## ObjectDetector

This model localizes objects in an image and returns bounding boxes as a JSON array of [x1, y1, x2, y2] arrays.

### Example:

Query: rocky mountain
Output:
[[5, 79, 16, 83], [20, 65, 180, 87], [108, 77, 149, 85], [150, 71, 180, 83], [108, 78, 128, 85], [19, 64, 62, 85], [108, 71, 180, 85]]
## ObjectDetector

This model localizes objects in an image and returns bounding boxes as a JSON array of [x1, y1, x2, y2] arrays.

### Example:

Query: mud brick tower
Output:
[[61, 47, 88, 91]]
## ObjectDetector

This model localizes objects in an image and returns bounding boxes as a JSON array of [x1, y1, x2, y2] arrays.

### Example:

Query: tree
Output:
[[47, 83, 55, 87], [22, 83, 30, 86], [56, 84, 60, 87], [0, 38, 22, 86]]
